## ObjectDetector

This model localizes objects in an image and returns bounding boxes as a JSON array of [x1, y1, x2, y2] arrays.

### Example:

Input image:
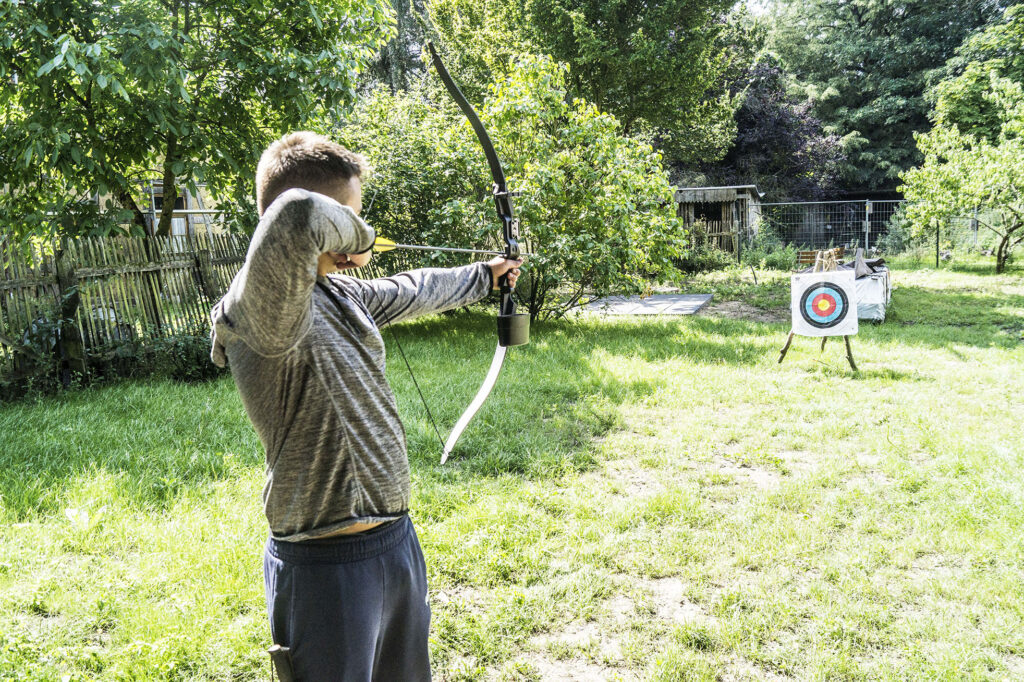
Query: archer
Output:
[[209, 131, 521, 680]]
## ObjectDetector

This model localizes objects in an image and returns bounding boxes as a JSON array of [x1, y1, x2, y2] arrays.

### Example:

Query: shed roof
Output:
[[674, 185, 765, 203]]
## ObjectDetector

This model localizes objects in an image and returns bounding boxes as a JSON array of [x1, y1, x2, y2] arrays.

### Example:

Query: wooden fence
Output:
[[690, 220, 741, 258], [0, 233, 470, 390], [0, 234, 248, 386]]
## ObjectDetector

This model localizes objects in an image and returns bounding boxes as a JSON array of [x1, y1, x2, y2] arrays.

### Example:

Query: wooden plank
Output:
[[152, 237, 176, 336], [132, 237, 156, 333], [111, 241, 136, 343], [66, 240, 90, 352], [87, 239, 112, 345], [125, 238, 149, 334]]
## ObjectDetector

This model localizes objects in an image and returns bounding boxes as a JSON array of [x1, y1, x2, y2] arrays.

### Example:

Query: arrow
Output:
[[373, 237, 533, 258]]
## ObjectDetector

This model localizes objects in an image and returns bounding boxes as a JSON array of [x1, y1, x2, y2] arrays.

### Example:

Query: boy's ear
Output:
[[326, 177, 362, 215]]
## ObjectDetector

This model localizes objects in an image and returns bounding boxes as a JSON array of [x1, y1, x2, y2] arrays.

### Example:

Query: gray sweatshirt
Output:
[[210, 189, 492, 541]]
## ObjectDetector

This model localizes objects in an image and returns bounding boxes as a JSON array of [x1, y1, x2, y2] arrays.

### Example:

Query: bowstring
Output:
[[361, 112, 447, 453], [360, 259, 447, 453]]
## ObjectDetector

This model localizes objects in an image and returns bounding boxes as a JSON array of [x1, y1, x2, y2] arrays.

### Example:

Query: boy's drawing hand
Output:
[[319, 250, 371, 275], [487, 256, 524, 290]]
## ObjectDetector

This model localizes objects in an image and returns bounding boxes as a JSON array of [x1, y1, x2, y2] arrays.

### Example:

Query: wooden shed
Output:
[[675, 183, 765, 233], [674, 185, 764, 255]]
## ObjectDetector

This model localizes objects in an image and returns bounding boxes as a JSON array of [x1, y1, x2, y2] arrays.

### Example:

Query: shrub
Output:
[[741, 220, 797, 270], [676, 245, 736, 273], [345, 55, 688, 320], [144, 328, 222, 383], [2, 319, 222, 402], [875, 212, 915, 255]]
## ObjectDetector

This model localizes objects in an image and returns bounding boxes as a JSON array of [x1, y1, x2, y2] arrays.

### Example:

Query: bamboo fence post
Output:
[[55, 242, 87, 381]]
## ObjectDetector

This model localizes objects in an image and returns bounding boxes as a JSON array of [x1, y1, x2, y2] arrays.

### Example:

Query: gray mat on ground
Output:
[[586, 293, 713, 315]]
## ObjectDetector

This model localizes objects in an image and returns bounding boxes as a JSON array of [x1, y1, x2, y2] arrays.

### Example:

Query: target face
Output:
[[800, 283, 848, 328], [791, 271, 858, 337]]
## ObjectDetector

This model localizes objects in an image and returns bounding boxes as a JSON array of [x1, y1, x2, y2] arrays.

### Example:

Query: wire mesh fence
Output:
[[759, 200, 905, 252]]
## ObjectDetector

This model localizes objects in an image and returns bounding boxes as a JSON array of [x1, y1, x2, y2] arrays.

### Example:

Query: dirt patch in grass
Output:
[[1004, 655, 1024, 677], [527, 620, 626, 680], [523, 578, 713, 680], [432, 585, 486, 614], [703, 460, 782, 490], [699, 300, 789, 324], [522, 655, 624, 681], [602, 458, 668, 498], [636, 577, 708, 624], [722, 656, 795, 681]]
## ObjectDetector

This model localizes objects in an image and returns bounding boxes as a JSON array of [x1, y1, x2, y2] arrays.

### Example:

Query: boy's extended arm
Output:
[[345, 263, 492, 327], [216, 189, 374, 356]]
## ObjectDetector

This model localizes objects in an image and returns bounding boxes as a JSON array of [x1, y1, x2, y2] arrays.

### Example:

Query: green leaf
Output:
[[36, 59, 57, 77], [112, 79, 130, 102]]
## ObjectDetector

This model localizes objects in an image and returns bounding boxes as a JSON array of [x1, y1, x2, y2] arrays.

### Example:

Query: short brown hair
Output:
[[256, 131, 368, 215]]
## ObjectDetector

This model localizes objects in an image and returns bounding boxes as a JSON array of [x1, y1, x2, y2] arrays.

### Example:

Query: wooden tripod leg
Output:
[[820, 337, 828, 352], [844, 335, 858, 371], [778, 331, 796, 364]]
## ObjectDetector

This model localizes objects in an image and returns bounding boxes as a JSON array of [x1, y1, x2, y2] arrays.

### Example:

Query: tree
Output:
[[427, 0, 737, 166], [425, 0, 533, 104], [901, 78, 1024, 273], [929, 4, 1024, 142], [345, 55, 688, 319], [694, 56, 845, 200], [365, 0, 429, 92], [770, 0, 1006, 192], [521, 0, 736, 164], [0, 0, 394, 240]]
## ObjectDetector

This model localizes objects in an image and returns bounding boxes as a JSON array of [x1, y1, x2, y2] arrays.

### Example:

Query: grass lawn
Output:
[[1, 262, 1022, 680]]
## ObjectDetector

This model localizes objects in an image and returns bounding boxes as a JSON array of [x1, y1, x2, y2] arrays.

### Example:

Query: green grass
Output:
[[2, 263, 1023, 680]]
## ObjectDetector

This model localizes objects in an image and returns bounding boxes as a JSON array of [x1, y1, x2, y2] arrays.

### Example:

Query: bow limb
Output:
[[440, 345, 507, 464]]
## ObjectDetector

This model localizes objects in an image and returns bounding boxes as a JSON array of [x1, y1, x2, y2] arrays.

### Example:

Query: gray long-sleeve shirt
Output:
[[210, 189, 492, 541]]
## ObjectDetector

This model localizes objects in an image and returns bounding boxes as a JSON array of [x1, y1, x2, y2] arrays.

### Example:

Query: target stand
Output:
[[778, 255, 859, 371]]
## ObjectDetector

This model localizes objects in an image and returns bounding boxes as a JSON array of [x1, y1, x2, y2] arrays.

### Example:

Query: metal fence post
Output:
[[864, 200, 872, 252]]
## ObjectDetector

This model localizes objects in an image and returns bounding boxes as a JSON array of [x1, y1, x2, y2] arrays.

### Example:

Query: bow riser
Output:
[[428, 42, 529, 348]]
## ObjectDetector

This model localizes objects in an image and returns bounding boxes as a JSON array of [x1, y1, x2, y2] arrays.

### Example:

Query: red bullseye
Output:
[[811, 293, 837, 318]]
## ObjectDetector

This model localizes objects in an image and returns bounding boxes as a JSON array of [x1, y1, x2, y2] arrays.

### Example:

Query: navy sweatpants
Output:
[[264, 516, 432, 681]]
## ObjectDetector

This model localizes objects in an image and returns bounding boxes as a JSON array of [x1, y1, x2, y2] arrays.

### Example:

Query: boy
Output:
[[210, 131, 522, 680]]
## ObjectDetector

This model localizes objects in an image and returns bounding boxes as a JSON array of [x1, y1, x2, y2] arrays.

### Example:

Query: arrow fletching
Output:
[[373, 237, 398, 253]]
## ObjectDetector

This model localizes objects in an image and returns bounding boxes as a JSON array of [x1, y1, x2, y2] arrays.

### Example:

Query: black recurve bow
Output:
[[426, 42, 530, 463]]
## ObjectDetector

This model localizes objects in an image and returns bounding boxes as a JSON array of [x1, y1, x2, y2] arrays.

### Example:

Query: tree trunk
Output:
[[114, 185, 149, 234], [996, 233, 1010, 274], [156, 134, 180, 237]]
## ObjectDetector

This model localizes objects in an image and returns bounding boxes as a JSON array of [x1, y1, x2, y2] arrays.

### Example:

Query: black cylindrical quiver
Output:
[[497, 277, 529, 347], [498, 312, 530, 346]]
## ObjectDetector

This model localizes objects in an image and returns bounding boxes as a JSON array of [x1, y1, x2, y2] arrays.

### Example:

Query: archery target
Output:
[[791, 270, 858, 337]]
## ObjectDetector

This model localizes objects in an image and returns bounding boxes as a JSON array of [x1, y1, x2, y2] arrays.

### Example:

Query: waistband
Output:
[[266, 515, 410, 565]]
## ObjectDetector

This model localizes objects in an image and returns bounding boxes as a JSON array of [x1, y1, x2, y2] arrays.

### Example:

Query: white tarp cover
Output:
[[855, 268, 891, 321], [585, 294, 713, 315], [791, 270, 859, 337]]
